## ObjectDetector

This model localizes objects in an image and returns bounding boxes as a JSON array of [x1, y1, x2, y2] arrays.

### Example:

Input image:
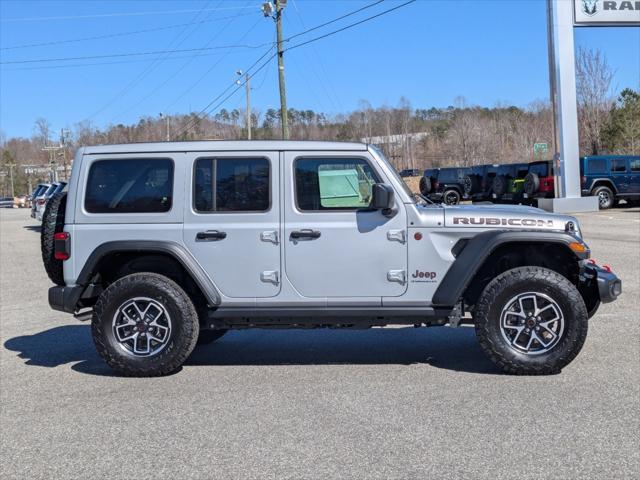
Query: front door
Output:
[[183, 152, 281, 298], [283, 152, 408, 299]]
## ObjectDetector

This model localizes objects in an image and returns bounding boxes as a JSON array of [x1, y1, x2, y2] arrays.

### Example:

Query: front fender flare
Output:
[[431, 230, 586, 306]]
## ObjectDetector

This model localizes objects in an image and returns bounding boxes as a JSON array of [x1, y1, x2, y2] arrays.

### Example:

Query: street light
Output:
[[237, 70, 251, 140], [159, 113, 170, 142]]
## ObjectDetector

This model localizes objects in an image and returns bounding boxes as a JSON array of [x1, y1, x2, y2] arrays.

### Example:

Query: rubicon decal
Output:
[[453, 217, 555, 228]]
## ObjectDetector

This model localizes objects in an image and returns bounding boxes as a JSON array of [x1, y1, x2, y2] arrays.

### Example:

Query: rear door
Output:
[[627, 157, 640, 194], [182, 152, 281, 298], [610, 158, 629, 194]]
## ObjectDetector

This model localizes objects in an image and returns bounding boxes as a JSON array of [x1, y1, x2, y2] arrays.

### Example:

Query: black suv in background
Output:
[[429, 167, 466, 205], [580, 155, 640, 209]]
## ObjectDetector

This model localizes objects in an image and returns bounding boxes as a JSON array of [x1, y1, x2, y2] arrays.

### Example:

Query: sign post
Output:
[[540, 0, 639, 213]]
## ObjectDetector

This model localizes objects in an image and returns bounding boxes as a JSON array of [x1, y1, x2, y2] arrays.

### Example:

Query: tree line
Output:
[[1, 48, 638, 196]]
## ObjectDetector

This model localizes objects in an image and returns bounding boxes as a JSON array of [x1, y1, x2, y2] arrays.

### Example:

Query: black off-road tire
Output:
[[419, 176, 432, 195], [92, 273, 199, 377], [443, 189, 461, 205], [593, 185, 615, 209], [463, 175, 478, 195], [197, 329, 228, 346], [523, 172, 540, 196], [40, 191, 67, 286], [474, 267, 588, 375], [492, 175, 507, 196]]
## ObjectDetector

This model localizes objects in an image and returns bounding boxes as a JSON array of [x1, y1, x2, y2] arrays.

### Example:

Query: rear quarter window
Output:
[[586, 159, 607, 174], [84, 158, 174, 213]]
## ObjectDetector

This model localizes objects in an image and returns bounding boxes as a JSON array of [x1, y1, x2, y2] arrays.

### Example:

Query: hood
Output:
[[442, 203, 580, 235]]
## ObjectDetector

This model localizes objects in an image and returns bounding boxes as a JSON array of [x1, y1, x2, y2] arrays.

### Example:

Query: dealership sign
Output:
[[574, 0, 640, 25]]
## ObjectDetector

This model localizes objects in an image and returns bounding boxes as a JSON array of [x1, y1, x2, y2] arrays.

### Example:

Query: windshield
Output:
[[369, 145, 416, 201]]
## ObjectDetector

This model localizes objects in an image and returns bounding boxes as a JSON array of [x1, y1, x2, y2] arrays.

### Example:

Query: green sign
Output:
[[534, 143, 548, 158]]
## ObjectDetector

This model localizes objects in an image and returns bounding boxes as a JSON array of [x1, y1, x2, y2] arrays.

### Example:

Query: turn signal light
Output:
[[569, 242, 588, 255]]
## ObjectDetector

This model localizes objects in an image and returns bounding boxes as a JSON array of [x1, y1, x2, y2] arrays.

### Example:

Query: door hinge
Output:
[[387, 269, 406, 284], [387, 229, 406, 244], [260, 230, 279, 244], [260, 270, 279, 285]]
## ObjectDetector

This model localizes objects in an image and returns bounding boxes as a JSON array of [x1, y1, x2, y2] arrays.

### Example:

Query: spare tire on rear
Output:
[[419, 176, 432, 195], [41, 191, 67, 286], [463, 175, 478, 195], [524, 172, 540, 196], [492, 175, 507, 196]]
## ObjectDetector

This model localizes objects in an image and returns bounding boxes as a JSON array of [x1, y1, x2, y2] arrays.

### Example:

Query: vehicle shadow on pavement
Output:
[[3, 325, 500, 376], [22, 225, 41, 232]]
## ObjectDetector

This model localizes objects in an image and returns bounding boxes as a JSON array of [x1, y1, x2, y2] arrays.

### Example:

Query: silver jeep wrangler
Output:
[[43, 141, 621, 376]]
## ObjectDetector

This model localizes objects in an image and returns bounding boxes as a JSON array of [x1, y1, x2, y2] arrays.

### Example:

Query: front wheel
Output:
[[474, 267, 588, 375], [92, 273, 199, 376]]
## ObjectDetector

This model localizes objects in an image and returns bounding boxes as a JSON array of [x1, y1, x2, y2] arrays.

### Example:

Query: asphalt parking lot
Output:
[[1, 206, 638, 480]]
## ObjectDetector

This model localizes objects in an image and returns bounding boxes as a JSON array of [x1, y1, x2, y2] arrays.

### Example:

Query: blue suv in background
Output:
[[581, 155, 640, 209]]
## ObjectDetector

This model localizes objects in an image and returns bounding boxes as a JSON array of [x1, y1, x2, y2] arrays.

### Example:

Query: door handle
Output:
[[196, 230, 227, 241], [290, 229, 321, 240]]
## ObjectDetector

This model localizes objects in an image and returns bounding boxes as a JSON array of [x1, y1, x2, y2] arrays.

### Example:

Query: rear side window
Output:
[[611, 159, 627, 173], [85, 159, 173, 213], [194, 157, 270, 212], [630, 159, 640, 172], [587, 159, 607, 174], [295, 157, 380, 210]]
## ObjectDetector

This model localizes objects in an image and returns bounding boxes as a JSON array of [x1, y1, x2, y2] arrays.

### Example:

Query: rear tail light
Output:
[[434, 181, 439, 190], [37, 199, 46, 206], [581, 176, 587, 185], [54, 232, 70, 261]]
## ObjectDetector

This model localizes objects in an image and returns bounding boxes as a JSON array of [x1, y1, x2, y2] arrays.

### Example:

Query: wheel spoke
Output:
[[112, 297, 172, 357]]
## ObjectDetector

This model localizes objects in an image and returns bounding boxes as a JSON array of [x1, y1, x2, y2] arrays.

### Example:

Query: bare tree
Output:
[[575, 47, 615, 155]]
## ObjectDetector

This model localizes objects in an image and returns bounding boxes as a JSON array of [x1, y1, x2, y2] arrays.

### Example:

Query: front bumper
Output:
[[582, 261, 622, 304]]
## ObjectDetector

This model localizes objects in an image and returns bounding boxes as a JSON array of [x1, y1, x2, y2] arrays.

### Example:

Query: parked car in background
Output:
[[580, 155, 640, 209], [30, 183, 51, 218], [463, 164, 499, 202], [492, 163, 529, 203], [0, 196, 14, 208], [398, 168, 422, 177], [419, 168, 439, 196], [36, 182, 67, 221], [523, 160, 555, 201], [429, 167, 466, 205], [14, 195, 28, 208]]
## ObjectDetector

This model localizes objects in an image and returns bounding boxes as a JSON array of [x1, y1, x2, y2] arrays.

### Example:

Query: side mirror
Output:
[[370, 183, 395, 216]]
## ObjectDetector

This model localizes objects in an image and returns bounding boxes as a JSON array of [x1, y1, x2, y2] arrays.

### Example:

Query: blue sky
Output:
[[1, 0, 638, 139]]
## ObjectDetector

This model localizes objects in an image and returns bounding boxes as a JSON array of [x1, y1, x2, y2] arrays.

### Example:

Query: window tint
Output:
[[630, 159, 640, 172], [295, 158, 380, 210], [194, 157, 269, 212], [587, 159, 606, 174], [85, 159, 173, 213], [611, 159, 627, 173]]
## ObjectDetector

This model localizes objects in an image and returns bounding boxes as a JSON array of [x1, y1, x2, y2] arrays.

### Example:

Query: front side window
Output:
[[295, 157, 380, 210], [611, 159, 627, 173], [194, 157, 270, 212], [85, 158, 173, 213]]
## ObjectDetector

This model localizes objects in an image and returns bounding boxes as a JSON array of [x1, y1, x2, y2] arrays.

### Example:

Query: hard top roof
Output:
[[82, 140, 368, 155]]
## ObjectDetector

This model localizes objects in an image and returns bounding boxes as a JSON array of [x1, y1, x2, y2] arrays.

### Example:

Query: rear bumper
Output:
[[49, 285, 83, 313]]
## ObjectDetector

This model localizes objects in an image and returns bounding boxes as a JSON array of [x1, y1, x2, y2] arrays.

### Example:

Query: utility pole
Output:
[[236, 70, 252, 140], [6, 162, 16, 197], [263, 0, 289, 140], [159, 113, 170, 141], [275, 0, 288, 139]]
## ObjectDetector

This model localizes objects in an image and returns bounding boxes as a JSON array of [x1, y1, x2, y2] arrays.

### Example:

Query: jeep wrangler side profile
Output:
[[44, 141, 621, 377], [580, 155, 640, 209]]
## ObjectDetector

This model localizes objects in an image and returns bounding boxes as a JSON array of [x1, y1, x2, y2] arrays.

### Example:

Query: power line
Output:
[[286, 0, 416, 52], [0, 5, 260, 23], [0, 14, 254, 51], [0, 44, 270, 65]]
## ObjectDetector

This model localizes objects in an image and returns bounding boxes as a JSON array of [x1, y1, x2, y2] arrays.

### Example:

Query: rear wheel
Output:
[[593, 185, 614, 209], [474, 266, 588, 375], [443, 189, 461, 205], [92, 273, 199, 376]]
